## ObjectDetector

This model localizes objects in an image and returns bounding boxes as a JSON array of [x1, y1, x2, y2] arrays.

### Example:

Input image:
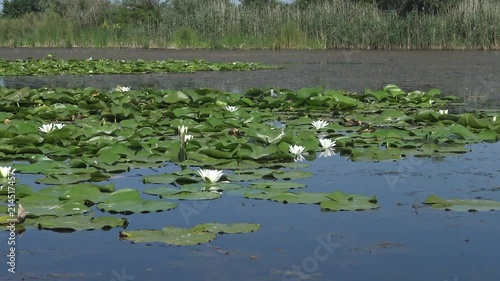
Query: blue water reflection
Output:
[[4, 142, 498, 281]]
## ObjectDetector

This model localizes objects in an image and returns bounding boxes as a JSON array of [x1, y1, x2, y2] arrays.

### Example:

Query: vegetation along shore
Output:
[[0, 0, 499, 50]]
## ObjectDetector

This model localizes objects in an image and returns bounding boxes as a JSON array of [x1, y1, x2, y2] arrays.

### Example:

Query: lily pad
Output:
[[250, 181, 307, 190], [97, 189, 177, 213], [320, 191, 379, 211], [143, 174, 177, 184], [192, 222, 260, 234], [37, 215, 127, 231], [423, 195, 500, 212], [19, 193, 91, 218], [119, 226, 216, 246], [272, 170, 314, 180], [144, 187, 221, 200]]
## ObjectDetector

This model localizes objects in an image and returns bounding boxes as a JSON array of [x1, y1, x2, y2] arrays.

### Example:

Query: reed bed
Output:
[[0, 0, 498, 49]]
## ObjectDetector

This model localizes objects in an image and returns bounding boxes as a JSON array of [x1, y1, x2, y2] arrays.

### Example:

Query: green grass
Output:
[[0, 0, 498, 49]]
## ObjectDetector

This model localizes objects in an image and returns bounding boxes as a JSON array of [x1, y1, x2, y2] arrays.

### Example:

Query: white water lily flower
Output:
[[178, 125, 188, 135], [17, 204, 27, 223], [198, 169, 224, 184], [294, 154, 306, 162], [493, 116, 497, 122], [428, 100, 434, 104], [270, 88, 280, 98], [116, 86, 131, 92], [289, 145, 307, 162], [289, 145, 305, 155], [319, 148, 336, 158], [319, 138, 336, 150], [0, 166, 12, 178], [438, 109, 448, 115], [39, 123, 65, 133], [38, 123, 54, 133], [311, 119, 329, 130], [184, 134, 193, 143], [53, 123, 65, 130], [225, 106, 239, 112]]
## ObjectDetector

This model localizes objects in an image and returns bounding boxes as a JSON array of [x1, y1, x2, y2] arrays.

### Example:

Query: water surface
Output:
[[0, 49, 499, 281]]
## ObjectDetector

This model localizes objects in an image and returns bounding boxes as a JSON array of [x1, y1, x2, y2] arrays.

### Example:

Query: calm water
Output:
[[5, 143, 500, 281], [1, 48, 499, 107], [0, 49, 499, 281]]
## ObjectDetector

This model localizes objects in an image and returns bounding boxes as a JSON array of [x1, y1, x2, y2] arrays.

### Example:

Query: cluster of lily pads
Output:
[[1, 84, 499, 245], [0, 55, 281, 76]]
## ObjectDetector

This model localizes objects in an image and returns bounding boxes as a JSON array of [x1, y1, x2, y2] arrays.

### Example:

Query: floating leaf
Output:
[[97, 188, 177, 213], [272, 170, 314, 180], [144, 187, 221, 200], [38, 215, 127, 231], [20, 193, 91, 218], [192, 222, 260, 234], [320, 191, 379, 211], [142, 174, 177, 184], [250, 181, 306, 190], [423, 195, 500, 212], [119, 226, 216, 246]]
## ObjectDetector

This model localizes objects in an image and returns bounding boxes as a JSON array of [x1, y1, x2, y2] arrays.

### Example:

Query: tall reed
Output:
[[0, 0, 498, 49]]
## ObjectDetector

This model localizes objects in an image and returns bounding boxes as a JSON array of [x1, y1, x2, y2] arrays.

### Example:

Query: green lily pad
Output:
[[142, 174, 177, 184], [250, 181, 307, 190], [320, 191, 379, 211], [36, 174, 92, 185], [37, 215, 127, 231], [19, 193, 91, 218], [97, 188, 177, 213], [192, 222, 260, 234], [59, 185, 107, 204], [119, 226, 216, 246], [144, 187, 221, 200], [423, 195, 500, 212], [272, 170, 314, 180], [271, 191, 329, 204]]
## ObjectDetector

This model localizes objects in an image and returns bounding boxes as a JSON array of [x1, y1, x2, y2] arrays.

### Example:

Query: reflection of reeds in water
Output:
[[461, 79, 500, 110], [0, 0, 498, 49]]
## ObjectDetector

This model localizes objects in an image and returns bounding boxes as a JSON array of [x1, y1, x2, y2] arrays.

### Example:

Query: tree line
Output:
[[2, 0, 464, 24]]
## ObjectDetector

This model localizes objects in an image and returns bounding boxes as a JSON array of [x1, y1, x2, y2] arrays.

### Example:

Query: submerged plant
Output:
[[198, 169, 224, 184]]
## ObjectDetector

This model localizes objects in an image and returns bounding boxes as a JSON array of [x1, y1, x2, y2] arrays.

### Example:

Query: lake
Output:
[[0, 48, 499, 281]]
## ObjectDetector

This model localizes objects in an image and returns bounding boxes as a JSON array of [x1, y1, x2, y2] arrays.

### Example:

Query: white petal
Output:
[[319, 138, 336, 149], [289, 145, 305, 155], [225, 106, 238, 112], [311, 119, 329, 130], [319, 148, 336, 158], [178, 125, 188, 135], [0, 166, 11, 178], [198, 169, 224, 183], [38, 124, 54, 133], [184, 134, 193, 142], [53, 123, 65, 130], [294, 154, 306, 162]]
